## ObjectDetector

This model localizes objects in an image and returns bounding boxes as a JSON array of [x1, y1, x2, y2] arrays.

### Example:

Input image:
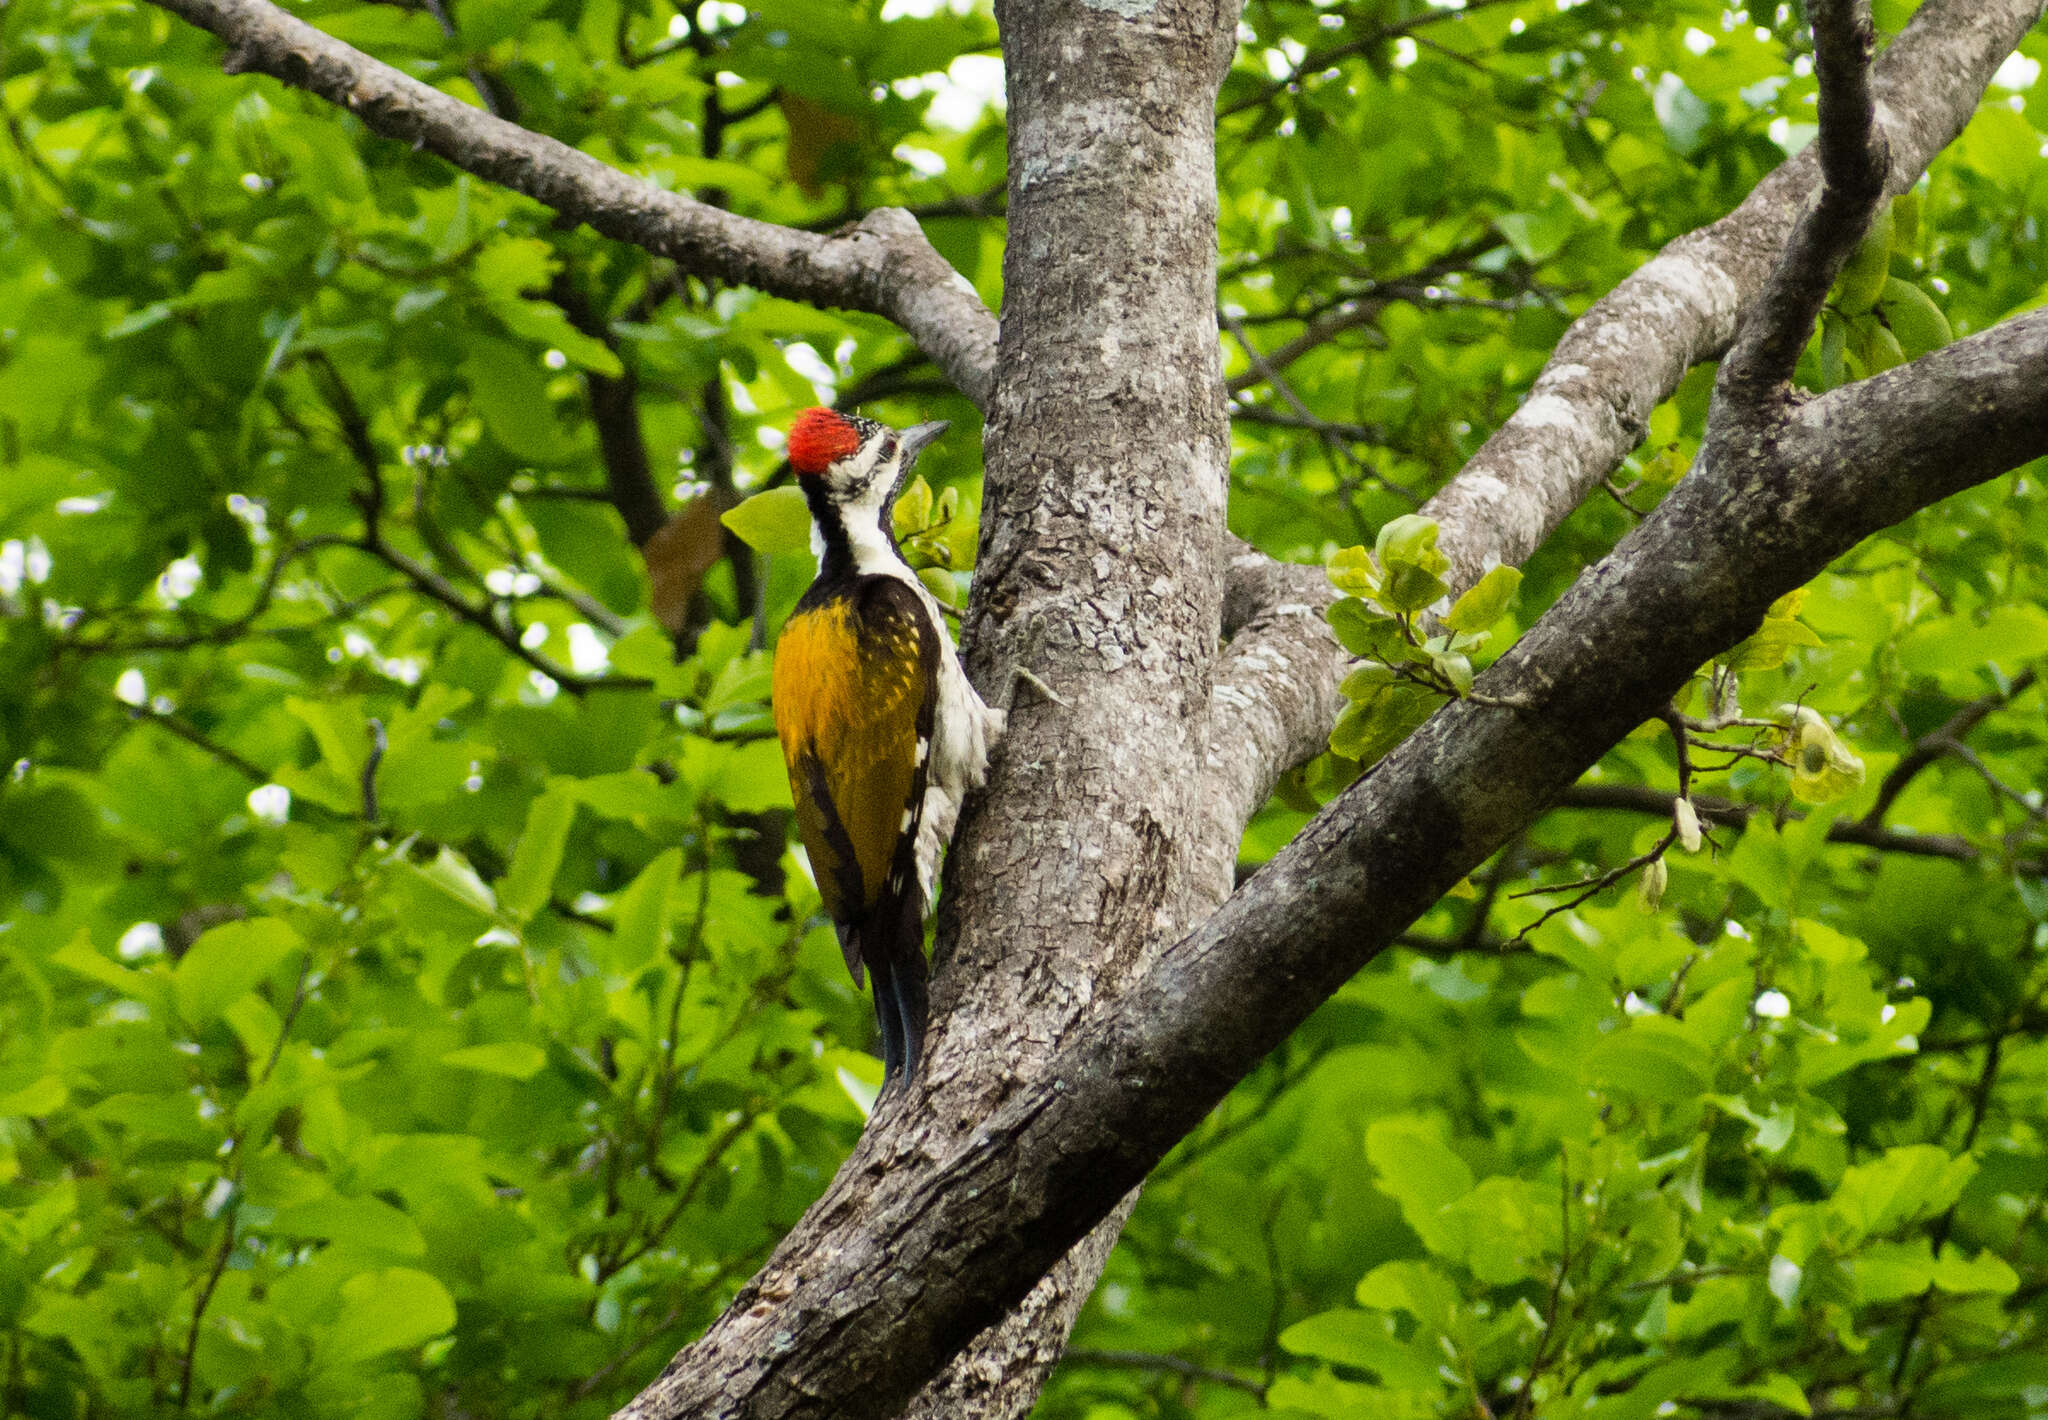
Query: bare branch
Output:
[[1217, 0, 1525, 120], [1864, 668, 2039, 823], [1718, 0, 1889, 400], [1223, 300, 1383, 394], [549, 271, 667, 547], [1226, 402, 1386, 444], [144, 0, 999, 406], [1060, 1348, 1267, 1398], [129, 704, 272, 784], [1557, 783, 2039, 871], [1191, 590, 1345, 906]]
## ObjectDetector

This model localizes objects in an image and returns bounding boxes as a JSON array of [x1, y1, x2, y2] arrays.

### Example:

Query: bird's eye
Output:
[[883, 437, 899, 460]]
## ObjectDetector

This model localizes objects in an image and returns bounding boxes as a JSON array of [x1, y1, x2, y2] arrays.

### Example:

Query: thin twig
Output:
[[1218, 0, 1525, 119], [175, 1212, 236, 1409], [1061, 1349, 1268, 1398], [361, 717, 387, 821], [130, 705, 271, 784], [1889, 1028, 2006, 1396], [1864, 668, 2038, 823]]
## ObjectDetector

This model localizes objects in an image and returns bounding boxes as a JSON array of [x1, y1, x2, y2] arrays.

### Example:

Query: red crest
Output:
[[788, 407, 862, 475]]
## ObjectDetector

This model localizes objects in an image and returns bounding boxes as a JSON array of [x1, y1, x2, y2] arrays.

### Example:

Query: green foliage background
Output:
[[1, 0, 2045, 1416]]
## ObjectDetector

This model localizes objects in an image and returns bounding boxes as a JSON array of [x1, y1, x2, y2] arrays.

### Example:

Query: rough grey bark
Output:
[[145, 0, 1001, 406], [1718, 0, 1889, 402], [902, 1, 1239, 1404]]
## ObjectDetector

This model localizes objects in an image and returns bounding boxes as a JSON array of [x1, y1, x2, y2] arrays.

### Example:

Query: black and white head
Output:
[[787, 407, 950, 515]]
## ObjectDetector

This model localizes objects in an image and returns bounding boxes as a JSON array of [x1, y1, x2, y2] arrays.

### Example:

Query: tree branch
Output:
[[1558, 783, 2039, 872], [144, 0, 999, 406], [1060, 1348, 1267, 1398], [1865, 669, 2039, 823], [549, 271, 666, 548], [1717, 0, 1889, 400], [1194, 574, 1345, 905]]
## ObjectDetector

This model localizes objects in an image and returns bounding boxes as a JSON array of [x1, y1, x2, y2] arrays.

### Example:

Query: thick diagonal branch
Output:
[[145, 0, 999, 406]]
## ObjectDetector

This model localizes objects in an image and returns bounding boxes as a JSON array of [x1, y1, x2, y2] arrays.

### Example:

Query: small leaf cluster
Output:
[[1326, 516, 1523, 764]]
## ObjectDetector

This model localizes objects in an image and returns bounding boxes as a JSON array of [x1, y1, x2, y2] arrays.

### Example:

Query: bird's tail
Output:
[[843, 887, 930, 1087]]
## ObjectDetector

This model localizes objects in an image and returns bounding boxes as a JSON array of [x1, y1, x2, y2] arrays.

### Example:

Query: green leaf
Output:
[[413, 846, 500, 920], [1372, 514, 1445, 574], [1929, 1245, 2020, 1297], [1327, 597, 1401, 659], [288, 696, 372, 781], [609, 847, 682, 973], [1327, 544, 1379, 596], [1430, 650, 1473, 697], [1279, 1311, 1440, 1389], [461, 337, 570, 462], [0, 1076, 70, 1118], [498, 787, 578, 926], [1443, 564, 1522, 633], [1365, 1116, 1472, 1256], [892, 476, 935, 535], [917, 566, 963, 611], [1329, 683, 1435, 764], [324, 1268, 458, 1365], [51, 930, 167, 1014], [1355, 1259, 1461, 1330], [1835, 203, 1893, 315], [1878, 276, 1952, 359], [272, 1193, 428, 1258], [1338, 661, 1399, 698], [1584, 1019, 1713, 1100], [456, 0, 551, 49], [440, 1042, 548, 1079], [1723, 589, 1823, 671], [526, 498, 644, 614], [491, 297, 627, 378], [1819, 309, 1848, 389], [1897, 605, 2048, 677], [1377, 563, 1449, 615], [175, 919, 302, 1026], [1830, 1145, 1975, 1238], [722, 486, 815, 556], [470, 236, 556, 297]]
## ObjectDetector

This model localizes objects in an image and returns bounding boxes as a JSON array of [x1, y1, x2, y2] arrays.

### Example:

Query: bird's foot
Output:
[[1006, 664, 1067, 710]]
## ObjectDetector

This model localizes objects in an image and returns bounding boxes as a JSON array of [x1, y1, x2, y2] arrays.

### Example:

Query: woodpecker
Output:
[[771, 407, 1004, 1086]]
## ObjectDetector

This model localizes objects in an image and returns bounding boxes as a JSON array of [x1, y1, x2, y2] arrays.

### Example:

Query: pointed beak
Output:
[[900, 420, 950, 463]]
